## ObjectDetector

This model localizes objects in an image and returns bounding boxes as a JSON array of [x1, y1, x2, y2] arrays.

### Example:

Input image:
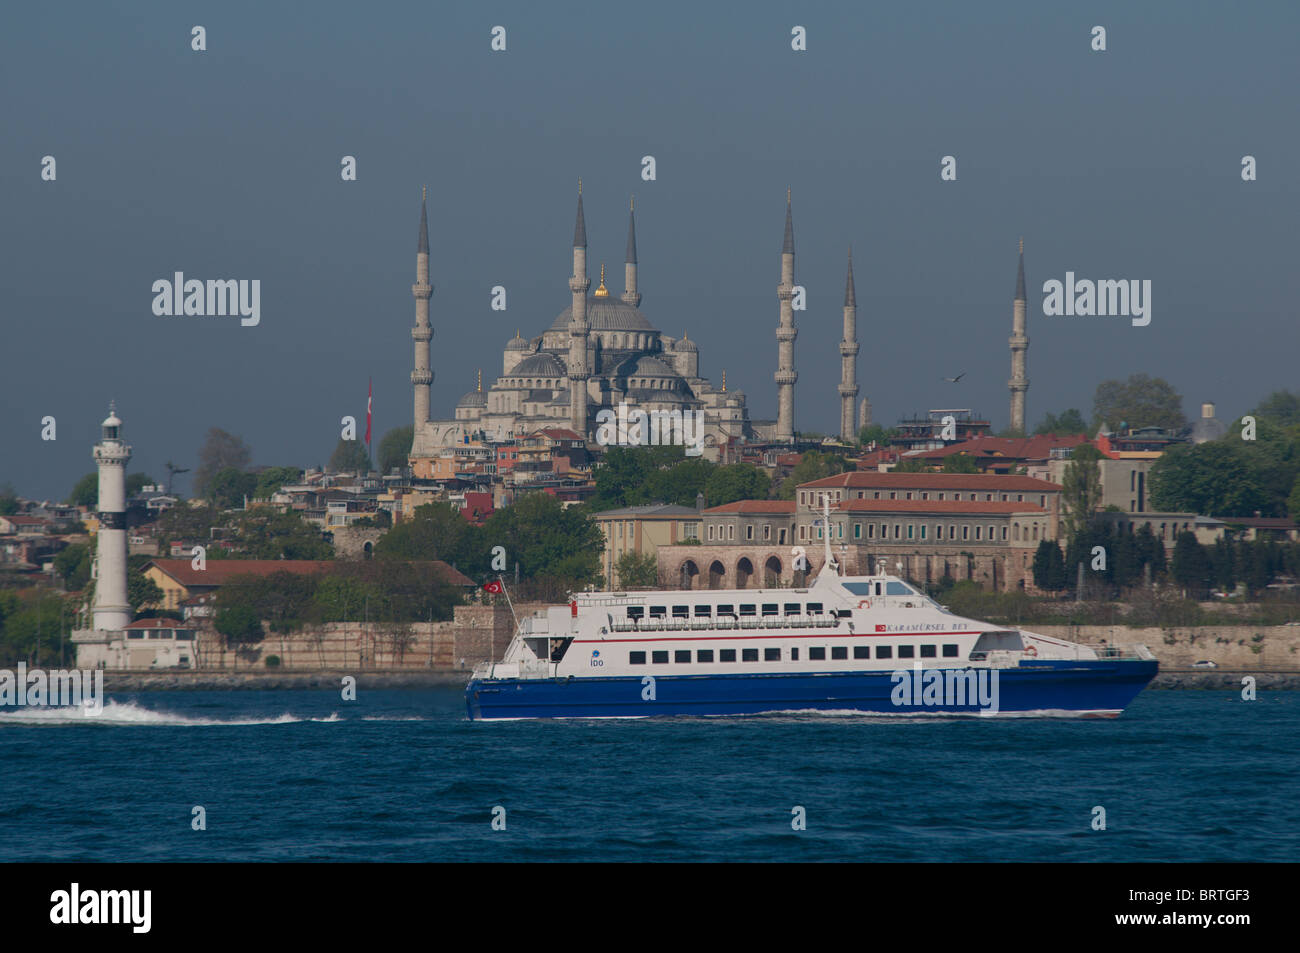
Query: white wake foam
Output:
[[0, 699, 341, 726]]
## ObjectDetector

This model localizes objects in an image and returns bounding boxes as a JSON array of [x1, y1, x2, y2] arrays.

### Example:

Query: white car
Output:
[[1191, 660, 1218, 669]]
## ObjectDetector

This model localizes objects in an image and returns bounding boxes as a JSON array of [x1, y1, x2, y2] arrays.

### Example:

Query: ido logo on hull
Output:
[[590, 650, 603, 668]]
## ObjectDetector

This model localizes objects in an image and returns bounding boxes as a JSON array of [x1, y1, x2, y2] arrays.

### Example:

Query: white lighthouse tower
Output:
[[91, 403, 132, 632]]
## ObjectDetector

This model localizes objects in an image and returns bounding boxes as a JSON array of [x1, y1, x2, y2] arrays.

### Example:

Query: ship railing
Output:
[[603, 615, 842, 633]]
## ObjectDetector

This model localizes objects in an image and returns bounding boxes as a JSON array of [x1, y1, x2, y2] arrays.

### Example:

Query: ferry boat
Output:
[[466, 521, 1158, 720]]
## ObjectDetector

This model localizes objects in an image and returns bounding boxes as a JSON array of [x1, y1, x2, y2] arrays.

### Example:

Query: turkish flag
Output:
[[483, 581, 504, 594], [365, 378, 373, 445], [875, 624, 887, 633]]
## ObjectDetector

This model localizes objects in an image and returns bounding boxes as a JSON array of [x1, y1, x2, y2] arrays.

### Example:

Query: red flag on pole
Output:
[[365, 377, 372, 446], [482, 581, 504, 594]]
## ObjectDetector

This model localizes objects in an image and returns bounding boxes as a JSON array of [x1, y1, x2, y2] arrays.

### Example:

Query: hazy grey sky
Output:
[[3, 1, 1297, 497]]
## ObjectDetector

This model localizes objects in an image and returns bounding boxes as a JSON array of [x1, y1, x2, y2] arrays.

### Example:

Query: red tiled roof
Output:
[[909, 434, 1090, 461], [535, 428, 584, 441], [6, 515, 48, 524], [704, 500, 796, 514], [125, 618, 195, 629], [836, 499, 1045, 514], [799, 472, 1060, 492], [147, 559, 475, 587]]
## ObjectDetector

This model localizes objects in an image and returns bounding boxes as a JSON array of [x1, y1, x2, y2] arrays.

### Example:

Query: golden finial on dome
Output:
[[422, 185, 427, 202], [578, 177, 583, 195], [721, 370, 727, 393], [594, 263, 609, 297], [787, 187, 791, 205], [477, 369, 482, 392], [630, 195, 635, 211], [1019, 236, 1024, 254]]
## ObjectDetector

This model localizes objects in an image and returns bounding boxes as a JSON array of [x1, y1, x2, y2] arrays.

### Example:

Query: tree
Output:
[[68, 472, 99, 507], [125, 473, 153, 496], [891, 457, 929, 473], [778, 450, 849, 499], [128, 569, 164, 614], [1061, 444, 1104, 539], [194, 428, 252, 497], [614, 551, 659, 589], [1031, 540, 1067, 592], [645, 457, 713, 507], [53, 542, 92, 591], [214, 605, 264, 646], [206, 467, 258, 509], [375, 502, 484, 569], [1251, 390, 1300, 427], [154, 503, 221, 546], [377, 426, 415, 474], [229, 509, 334, 560], [704, 464, 770, 507], [1149, 442, 1271, 517], [1170, 531, 1212, 599], [1093, 374, 1187, 432], [253, 466, 303, 500], [328, 438, 371, 473], [858, 424, 897, 447], [484, 493, 603, 587], [589, 446, 694, 511], [941, 453, 979, 473], [1289, 475, 1300, 521], [1034, 409, 1087, 435]]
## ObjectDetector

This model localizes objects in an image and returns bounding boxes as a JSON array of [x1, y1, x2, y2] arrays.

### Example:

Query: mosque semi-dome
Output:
[[457, 389, 487, 408], [510, 352, 568, 378]]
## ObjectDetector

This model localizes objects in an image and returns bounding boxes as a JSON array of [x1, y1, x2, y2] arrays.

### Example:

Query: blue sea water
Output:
[[1, 688, 1296, 862]]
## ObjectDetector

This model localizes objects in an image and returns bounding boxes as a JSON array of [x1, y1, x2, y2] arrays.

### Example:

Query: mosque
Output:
[[408, 185, 789, 466], [406, 180, 1029, 469]]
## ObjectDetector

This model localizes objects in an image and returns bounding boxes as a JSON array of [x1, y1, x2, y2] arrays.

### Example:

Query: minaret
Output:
[[622, 196, 640, 307], [838, 247, 860, 441], [1008, 238, 1029, 434], [411, 187, 434, 428], [91, 403, 132, 633], [567, 181, 591, 435], [774, 190, 798, 443]]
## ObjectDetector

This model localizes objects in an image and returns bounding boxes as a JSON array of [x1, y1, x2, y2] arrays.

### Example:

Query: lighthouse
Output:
[[90, 403, 132, 633]]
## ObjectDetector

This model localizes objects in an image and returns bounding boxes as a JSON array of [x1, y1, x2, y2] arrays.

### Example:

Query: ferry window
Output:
[[717, 604, 735, 616], [791, 647, 799, 660], [672, 605, 689, 618], [697, 649, 714, 662], [649, 606, 666, 618], [627, 607, 644, 621], [875, 583, 882, 595], [807, 603, 823, 615], [876, 645, 893, 659], [831, 646, 848, 660], [762, 603, 779, 616], [784, 602, 801, 616], [694, 605, 712, 617], [920, 644, 937, 658], [809, 647, 826, 660], [853, 645, 869, 659], [719, 649, 737, 662], [841, 583, 871, 595], [764, 647, 781, 661], [835, 609, 851, 618], [675, 650, 692, 663], [898, 645, 915, 659], [629, 651, 647, 664], [885, 582, 911, 595], [739, 604, 757, 616], [943, 644, 959, 658], [742, 648, 759, 662], [652, 651, 669, 664]]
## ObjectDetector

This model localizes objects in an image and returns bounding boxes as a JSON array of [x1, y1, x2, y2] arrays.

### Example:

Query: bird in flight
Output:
[[943, 372, 966, 383]]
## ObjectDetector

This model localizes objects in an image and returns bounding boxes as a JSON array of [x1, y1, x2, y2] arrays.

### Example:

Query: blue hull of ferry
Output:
[[465, 659, 1158, 720]]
